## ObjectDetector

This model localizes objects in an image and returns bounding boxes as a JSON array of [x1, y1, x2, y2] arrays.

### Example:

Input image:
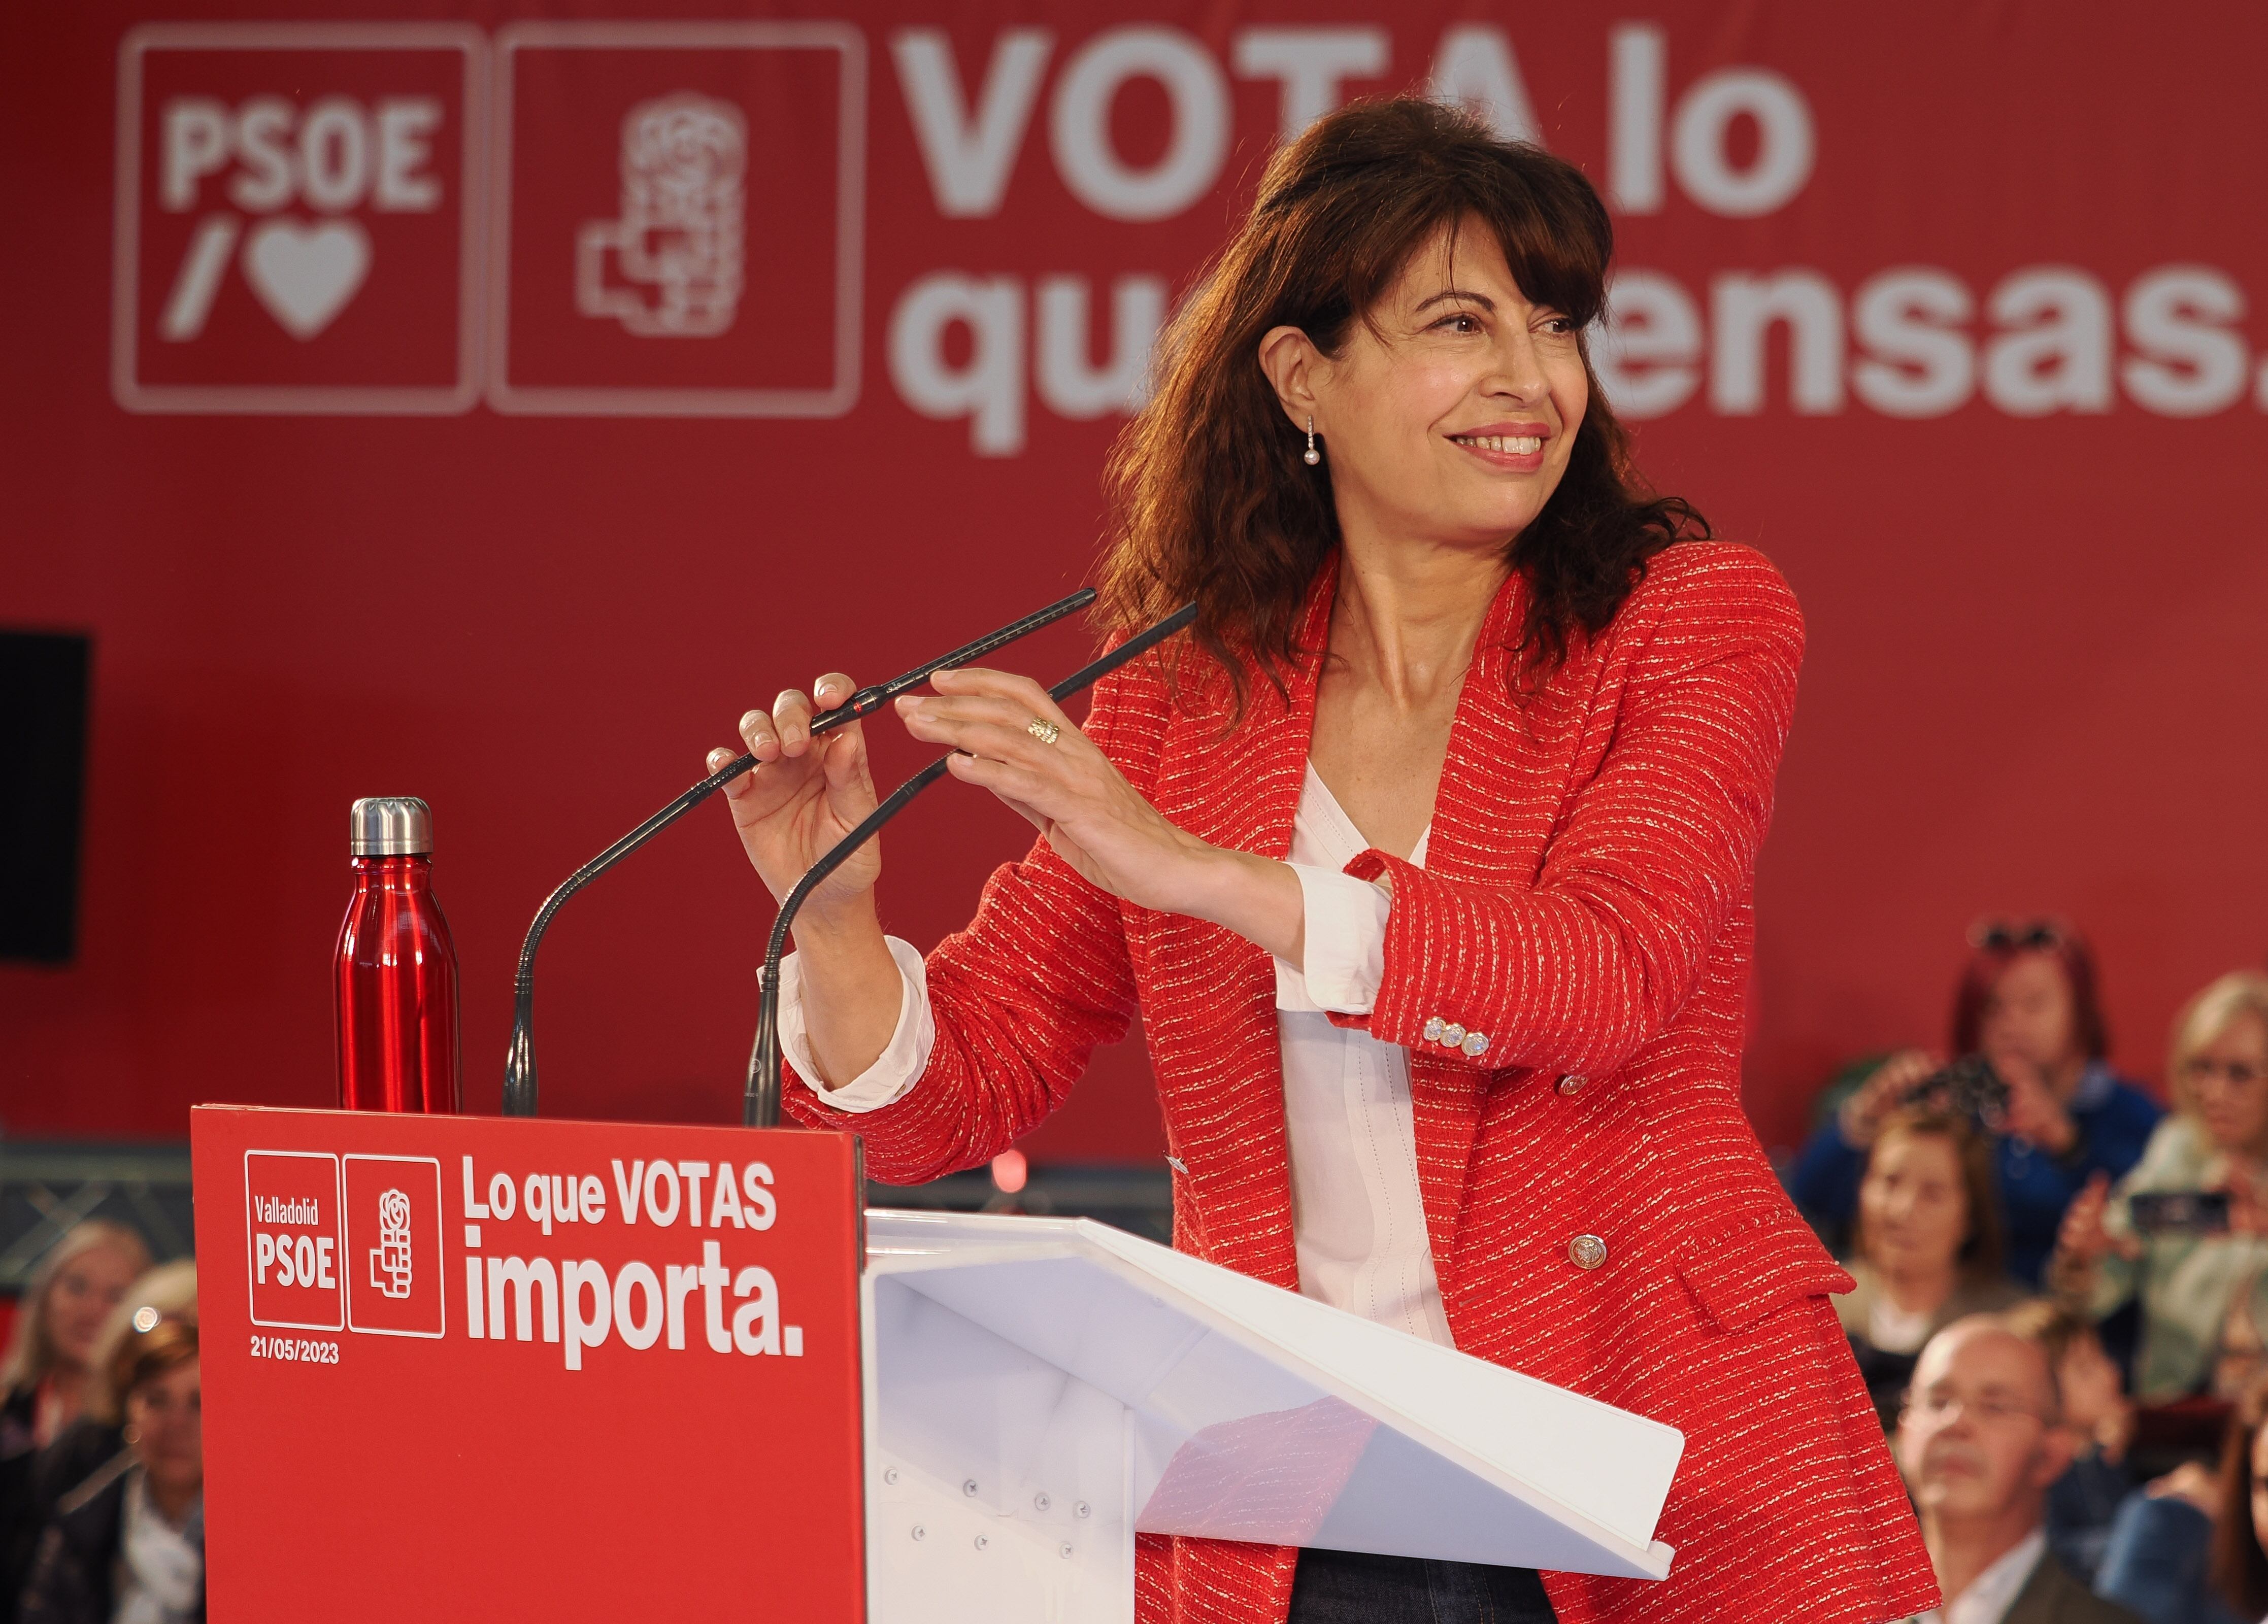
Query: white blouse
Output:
[[776, 762, 1455, 1347]]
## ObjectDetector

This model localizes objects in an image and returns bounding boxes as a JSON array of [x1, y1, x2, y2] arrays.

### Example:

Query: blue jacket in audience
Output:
[[2094, 1492, 2244, 1624], [1787, 1060, 2162, 1285], [2047, 1447, 2136, 1586]]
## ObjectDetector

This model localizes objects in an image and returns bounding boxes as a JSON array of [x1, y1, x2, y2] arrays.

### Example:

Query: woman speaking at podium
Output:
[[710, 98, 1936, 1624]]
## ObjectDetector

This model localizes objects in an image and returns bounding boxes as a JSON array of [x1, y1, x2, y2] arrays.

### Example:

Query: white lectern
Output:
[[864, 1209, 1683, 1623]]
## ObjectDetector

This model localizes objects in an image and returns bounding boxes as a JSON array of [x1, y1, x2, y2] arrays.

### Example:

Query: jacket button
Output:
[[1556, 1074, 1587, 1096], [1569, 1234, 1608, 1271], [1440, 1023, 1466, 1048], [1459, 1030, 1490, 1057], [1422, 1017, 1446, 1043]]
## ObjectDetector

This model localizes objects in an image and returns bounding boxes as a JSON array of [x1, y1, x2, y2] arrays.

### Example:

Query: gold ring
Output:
[[1026, 717, 1061, 746]]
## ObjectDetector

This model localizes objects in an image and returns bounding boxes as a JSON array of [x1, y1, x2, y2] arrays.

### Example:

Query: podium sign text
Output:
[[192, 1105, 864, 1620]]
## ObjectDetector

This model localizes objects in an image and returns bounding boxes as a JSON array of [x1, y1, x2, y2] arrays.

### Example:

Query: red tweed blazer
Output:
[[787, 541, 1939, 1624]]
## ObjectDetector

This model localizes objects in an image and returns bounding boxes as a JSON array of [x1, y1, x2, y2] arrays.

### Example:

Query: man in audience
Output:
[[1896, 1316, 2142, 1623]]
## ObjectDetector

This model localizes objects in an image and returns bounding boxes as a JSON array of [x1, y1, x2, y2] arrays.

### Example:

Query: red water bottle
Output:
[[335, 797, 460, 1112]]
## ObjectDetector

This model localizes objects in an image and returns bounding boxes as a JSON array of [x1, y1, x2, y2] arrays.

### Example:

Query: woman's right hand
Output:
[[707, 673, 882, 927]]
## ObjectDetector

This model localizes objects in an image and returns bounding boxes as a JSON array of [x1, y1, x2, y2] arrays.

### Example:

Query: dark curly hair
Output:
[[1096, 95, 1706, 714]]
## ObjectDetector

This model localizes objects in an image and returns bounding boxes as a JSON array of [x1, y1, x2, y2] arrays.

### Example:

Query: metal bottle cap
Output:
[[350, 797, 432, 856]]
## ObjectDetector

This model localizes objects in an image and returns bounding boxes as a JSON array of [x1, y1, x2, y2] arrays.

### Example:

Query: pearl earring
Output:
[[1303, 417, 1321, 466]]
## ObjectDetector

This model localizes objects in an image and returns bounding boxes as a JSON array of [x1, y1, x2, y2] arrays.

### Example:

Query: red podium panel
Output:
[[191, 1106, 865, 1620]]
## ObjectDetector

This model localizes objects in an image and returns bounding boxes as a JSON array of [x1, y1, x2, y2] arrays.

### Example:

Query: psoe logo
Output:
[[488, 20, 864, 417], [576, 92, 747, 337], [343, 1155, 446, 1337], [370, 1188, 416, 1299], [113, 22, 485, 414], [245, 1151, 345, 1332]]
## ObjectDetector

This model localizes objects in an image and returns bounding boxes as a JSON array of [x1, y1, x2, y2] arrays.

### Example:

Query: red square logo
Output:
[[245, 1152, 344, 1331], [113, 23, 484, 413], [488, 22, 864, 417], [343, 1155, 446, 1338]]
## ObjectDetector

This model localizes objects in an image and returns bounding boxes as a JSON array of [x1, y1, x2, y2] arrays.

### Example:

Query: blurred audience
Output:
[[19, 1320, 201, 1624], [1793, 920, 2161, 1285], [34, 1265, 197, 1535], [2211, 1267, 2268, 1402], [2004, 1301, 2137, 1584], [0, 1226, 150, 1622], [2050, 972, 2268, 1403], [2211, 1374, 2268, 1624], [2088, 1367, 2268, 1624], [1894, 1315, 2142, 1622], [1838, 1110, 2026, 1427]]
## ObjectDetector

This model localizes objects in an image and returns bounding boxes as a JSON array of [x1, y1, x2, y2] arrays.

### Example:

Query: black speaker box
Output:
[[0, 630, 91, 963]]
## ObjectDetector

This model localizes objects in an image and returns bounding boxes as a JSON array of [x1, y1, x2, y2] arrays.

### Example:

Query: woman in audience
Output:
[[2212, 1267, 2268, 1403], [2053, 971, 2268, 1403], [2090, 1364, 2266, 1624], [19, 1320, 202, 1624], [1790, 919, 2161, 1284], [1835, 1109, 2026, 1427], [32, 1265, 197, 1522], [0, 1226, 150, 1623], [2005, 1300, 2138, 1584]]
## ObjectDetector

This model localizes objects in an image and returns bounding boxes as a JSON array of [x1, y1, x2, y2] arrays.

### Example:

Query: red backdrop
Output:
[[6, 1, 2265, 1160]]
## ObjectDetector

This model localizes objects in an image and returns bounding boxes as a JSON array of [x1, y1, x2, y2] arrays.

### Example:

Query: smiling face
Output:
[[1265, 217, 1589, 558]]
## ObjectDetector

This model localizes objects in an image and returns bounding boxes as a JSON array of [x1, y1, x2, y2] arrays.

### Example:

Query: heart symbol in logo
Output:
[[241, 218, 372, 340]]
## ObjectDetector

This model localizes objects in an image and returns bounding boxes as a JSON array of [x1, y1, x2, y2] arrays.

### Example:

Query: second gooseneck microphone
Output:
[[741, 601, 1199, 1128], [501, 589, 1102, 1119]]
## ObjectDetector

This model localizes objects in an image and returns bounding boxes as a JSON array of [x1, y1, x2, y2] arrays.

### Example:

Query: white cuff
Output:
[[778, 934, 936, 1112], [1273, 863, 1391, 1014]]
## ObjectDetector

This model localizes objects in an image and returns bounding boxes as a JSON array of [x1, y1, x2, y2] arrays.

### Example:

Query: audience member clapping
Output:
[[1838, 1110, 2027, 1427], [1792, 921, 2161, 1285], [1895, 1315, 2142, 1622], [19, 1321, 202, 1624], [0, 1225, 151, 1621], [2051, 972, 2268, 1403]]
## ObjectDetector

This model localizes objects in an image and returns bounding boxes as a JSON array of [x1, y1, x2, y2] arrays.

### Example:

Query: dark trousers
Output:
[[1287, 1547, 1558, 1624]]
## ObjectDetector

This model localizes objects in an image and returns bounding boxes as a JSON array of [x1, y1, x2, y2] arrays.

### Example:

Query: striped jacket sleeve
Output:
[[1335, 548, 1805, 1079], [779, 664, 1153, 1182]]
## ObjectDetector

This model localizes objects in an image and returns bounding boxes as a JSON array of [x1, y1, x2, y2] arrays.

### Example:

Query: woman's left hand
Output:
[[897, 669, 1298, 951]]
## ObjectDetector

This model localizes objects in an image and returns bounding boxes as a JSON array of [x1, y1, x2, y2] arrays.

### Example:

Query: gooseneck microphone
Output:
[[501, 589, 1102, 1118], [742, 600, 1199, 1128]]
